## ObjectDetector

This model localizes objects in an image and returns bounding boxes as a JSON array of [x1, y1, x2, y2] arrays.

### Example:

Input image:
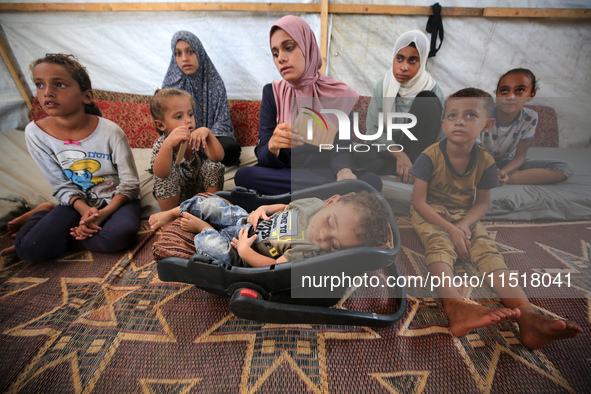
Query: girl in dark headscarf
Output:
[[163, 31, 241, 166], [234, 15, 381, 195]]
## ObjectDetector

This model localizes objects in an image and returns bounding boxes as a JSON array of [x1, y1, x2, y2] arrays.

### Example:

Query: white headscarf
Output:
[[382, 30, 436, 112]]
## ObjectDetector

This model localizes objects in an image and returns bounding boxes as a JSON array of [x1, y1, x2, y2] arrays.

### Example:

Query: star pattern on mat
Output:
[[195, 292, 380, 394], [3, 250, 190, 394], [0, 259, 49, 299], [534, 239, 591, 309], [395, 230, 575, 393], [370, 370, 430, 394], [138, 378, 202, 393]]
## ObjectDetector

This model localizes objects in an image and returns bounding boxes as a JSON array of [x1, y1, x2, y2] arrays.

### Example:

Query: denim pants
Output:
[[179, 196, 250, 265]]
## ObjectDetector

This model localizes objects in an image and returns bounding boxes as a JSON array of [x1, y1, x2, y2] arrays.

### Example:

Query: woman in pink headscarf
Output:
[[234, 15, 381, 195]]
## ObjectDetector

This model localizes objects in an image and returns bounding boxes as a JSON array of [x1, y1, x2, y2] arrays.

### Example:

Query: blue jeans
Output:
[[179, 196, 250, 265]]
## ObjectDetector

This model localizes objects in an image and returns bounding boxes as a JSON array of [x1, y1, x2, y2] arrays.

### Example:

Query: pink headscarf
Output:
[[271, 15, 359, 124]]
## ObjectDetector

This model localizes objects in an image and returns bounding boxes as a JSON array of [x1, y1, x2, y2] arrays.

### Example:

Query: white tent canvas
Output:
[[0, 4, 591, 392], [1, 0, 590, 147]]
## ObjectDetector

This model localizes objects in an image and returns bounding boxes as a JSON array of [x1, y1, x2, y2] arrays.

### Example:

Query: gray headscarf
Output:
[[162, 30, 235, 139]]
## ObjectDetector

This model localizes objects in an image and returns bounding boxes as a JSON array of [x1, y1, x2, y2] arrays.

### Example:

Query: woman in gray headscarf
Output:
[[163, 30, 241, 166]]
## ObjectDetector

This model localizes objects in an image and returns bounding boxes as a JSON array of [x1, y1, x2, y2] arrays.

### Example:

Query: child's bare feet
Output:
[[444, 299, 521, 337], [517, 311, 582, 350], [149, 209, 179, 230], [0, 245, 17, 258], [180, 212, 213, 233], [7, 202, 54, 238]]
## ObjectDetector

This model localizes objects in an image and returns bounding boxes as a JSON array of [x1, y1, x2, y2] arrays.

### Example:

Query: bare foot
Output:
[[517, 311, 583, 350], [180, 212, 213, 233], [444, 299, 521, 337], [0, 245, 17, 258], [7, 202, 54, 237], [149, 208, 179, 230]]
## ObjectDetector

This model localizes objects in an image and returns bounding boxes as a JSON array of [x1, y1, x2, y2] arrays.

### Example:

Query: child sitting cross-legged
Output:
[[149, 191, 393, 267], [480, 68, 573, 185], [150, 88, 225, 212], [410, 88, 582, 349]]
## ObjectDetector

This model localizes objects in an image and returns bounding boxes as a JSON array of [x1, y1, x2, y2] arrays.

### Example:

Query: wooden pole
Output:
[[0, 2, 319, 13], [320, 0, 329, 74], [0, 3, 589, 18], [483, 7, 591, 18], [0, 32, 33, 110]]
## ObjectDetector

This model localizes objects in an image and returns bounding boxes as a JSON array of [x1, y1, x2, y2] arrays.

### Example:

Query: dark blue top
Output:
[[255, 83, 355, 175]]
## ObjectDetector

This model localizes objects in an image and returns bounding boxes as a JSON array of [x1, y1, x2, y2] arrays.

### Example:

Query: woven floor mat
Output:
[[0, 219, 589, 393]]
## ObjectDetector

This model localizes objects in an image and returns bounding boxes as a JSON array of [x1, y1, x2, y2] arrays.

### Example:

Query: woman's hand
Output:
[[395, 152, 414, 184], [190, 127, 210, 151], [268, 123, 304, 155], [336, 168, 357, 181]]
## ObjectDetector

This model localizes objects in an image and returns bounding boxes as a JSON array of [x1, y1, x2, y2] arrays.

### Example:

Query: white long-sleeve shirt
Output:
[[25, 116, 140, 207]]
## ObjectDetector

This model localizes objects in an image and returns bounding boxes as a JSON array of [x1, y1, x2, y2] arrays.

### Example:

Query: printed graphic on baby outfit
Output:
[[254, 209, 301, 243]]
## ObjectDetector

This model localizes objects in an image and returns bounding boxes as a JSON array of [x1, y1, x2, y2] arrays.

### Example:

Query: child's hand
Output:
[[248, 207, 271, 230], [394, 152, 415, 184], [230, 227, 257, 254], [79, 207, 103, 229], [165, 126, 191, 148], [268, 123, 304, 155], [70, 226, 91, 240], [456, 221, 472, 240], [70, 220, 99, 240], [190, 127, 210, 151], [449, 225, 471, 261], [498, 169, 509, 186]]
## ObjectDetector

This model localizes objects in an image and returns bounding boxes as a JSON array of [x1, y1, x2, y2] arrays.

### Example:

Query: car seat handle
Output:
[[229, 287, 406, 327]]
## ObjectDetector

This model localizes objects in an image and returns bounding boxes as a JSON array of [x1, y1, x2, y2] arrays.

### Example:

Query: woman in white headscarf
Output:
[[363, 30, 444, 184]]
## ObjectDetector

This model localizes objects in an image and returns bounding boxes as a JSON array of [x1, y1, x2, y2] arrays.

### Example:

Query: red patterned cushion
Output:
[[525, 105, 559, 148], [29, 96, 159, 149], [95, 100, 159, 149], [352, 96, 371, 143], [31, 94, 260, 149], [29, 96, 49, 123], [349, 99, 559, 148], [229, 100, 260, 147], [152, 193, 230, 262], [152, 218, 197, 261]]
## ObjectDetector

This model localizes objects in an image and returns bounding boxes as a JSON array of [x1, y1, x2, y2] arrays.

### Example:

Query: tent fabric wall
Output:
[[329, 14, 591, 148], [1, 1, 590, 147], [0, 9, 320, 130], [0, 57, 29, 131]]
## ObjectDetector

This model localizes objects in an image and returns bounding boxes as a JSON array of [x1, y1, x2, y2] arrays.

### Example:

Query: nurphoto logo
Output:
[[309, 109, 418, 152]]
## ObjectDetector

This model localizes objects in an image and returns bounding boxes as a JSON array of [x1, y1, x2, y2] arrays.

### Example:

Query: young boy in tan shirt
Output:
[[409, 88, 582, 349]]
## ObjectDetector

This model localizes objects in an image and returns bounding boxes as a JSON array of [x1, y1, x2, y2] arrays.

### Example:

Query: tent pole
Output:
[[320, 0, 329, 74], [0, 31, 33, 110], [0, 4, 589, 18]]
